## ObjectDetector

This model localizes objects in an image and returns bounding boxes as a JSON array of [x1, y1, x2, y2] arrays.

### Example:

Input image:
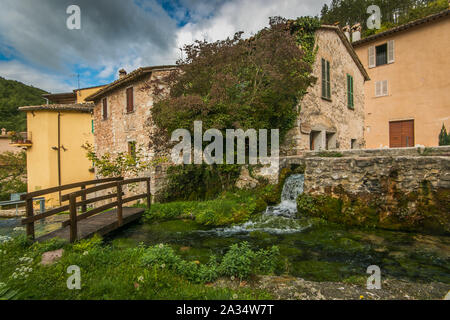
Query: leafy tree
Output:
[[146, 17, 320, 152], [320, 0, 448, 37], [439, 124, 450, 146], [0, 77, 47, 132], [0, 151, 27, 201]]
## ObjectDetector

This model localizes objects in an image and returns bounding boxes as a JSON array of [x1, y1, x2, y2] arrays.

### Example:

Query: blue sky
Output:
[[0, 0, 327, 93]]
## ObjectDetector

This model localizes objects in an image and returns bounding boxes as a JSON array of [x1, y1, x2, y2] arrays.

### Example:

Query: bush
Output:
[[140, 242, 280, 283]]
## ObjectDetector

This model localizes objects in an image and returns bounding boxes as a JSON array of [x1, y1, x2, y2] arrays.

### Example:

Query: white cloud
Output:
[[0, 60, 72, 93], [175, 0, 326, 50]]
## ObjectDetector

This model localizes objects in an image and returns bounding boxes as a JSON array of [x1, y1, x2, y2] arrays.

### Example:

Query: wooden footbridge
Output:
[[20, 177, 151, 243]]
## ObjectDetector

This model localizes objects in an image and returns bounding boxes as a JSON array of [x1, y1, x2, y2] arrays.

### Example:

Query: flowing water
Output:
[[1, 175, 449, 284], [107, 174, 450, 284]]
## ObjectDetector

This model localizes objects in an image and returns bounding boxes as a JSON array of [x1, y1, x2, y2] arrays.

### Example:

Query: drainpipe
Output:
[[57, 112, 62, 204]]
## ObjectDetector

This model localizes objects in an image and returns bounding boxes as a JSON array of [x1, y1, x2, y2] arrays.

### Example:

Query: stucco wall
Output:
[[354, 17, 450, 148], [26, 110, 94, 207]]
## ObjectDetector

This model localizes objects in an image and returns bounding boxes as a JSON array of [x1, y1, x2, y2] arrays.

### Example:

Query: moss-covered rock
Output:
[[296, 186, 450, 236]]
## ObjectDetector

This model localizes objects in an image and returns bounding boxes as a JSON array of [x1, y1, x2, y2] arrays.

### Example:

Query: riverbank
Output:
[[214, 275, 449, 300]]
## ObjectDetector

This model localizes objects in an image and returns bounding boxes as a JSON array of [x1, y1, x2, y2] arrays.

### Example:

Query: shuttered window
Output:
[[321, 58, 331, 100], [375, 80, 388, 97], [369, 41, 394, 68], [347, 74, 354, 109], [102, 98, 107, 120], [368, 46, 376, 68], [126, 87, 134, 113], [387, 40, 395, 63]]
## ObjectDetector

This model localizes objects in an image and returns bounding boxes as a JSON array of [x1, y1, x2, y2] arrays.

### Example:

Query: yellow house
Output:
[[353, 9, 450, 148], [16, 85, 105, 207]]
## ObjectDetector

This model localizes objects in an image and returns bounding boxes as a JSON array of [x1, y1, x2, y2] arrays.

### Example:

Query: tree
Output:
[[320, 0, 448, 37], [146, 17, 320, 152], [439, 124, 450, 146], [0, 151, 27, 201], [0, 77, 47, 132]]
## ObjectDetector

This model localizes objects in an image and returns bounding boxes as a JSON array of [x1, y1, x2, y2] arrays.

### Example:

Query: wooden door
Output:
[[389, 120, 414, 148]]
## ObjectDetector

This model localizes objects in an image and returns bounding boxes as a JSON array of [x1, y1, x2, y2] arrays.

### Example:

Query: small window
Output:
[[102, 98, 108, 120], [321, 58, 331, 100], [126, 87, 134, 113], [375, 80, 388, 97], [128, 141, 136, 159], [376, 44, 388, 66], [351, 139, 357, 149], [347, 74, 354, 109]]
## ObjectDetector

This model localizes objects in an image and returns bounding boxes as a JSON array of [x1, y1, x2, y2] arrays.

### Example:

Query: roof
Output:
[[85, 65, 178, 101], [319, 25, 370, 81], [353, 9, 450, 47], [18, 103, 94, 113], [42, 92, 76, 104]]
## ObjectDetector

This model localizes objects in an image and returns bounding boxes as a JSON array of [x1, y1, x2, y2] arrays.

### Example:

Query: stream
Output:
[[1, 174, 449, 284]]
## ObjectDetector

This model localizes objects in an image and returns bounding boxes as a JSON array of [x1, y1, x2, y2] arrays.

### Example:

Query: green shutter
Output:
[[326, 61, 331, 99], [91, 119, 94, 133], [321, 58, 326, 98], [347, 75, 354, 109]]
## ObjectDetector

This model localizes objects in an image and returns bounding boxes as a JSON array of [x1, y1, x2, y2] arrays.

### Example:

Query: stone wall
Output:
[[281, 28, 366, 156], [288, 146, 450, 234], [93, 71, 171, 198]]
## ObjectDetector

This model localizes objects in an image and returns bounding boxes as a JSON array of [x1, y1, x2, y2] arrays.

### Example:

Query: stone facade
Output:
[[283, 146, 450, 234], [90, 67, 175, 197], [282, 27, 368, 156]]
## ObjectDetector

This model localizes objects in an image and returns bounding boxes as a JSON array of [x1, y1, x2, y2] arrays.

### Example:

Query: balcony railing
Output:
[[10, 132, 32, 147]]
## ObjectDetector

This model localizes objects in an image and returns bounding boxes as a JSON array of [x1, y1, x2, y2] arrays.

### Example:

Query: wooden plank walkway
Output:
[[36, 207, 144, 243]]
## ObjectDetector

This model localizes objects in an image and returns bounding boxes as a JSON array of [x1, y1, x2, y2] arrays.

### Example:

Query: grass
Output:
[[0, 235, 273, 300], [144, 188, 276, 227]]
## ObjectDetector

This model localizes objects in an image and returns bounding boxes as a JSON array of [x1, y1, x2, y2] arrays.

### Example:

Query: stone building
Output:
[[282, 25, 370, 156], [85, 66, 177, 196], [86, 26, 369, 194]]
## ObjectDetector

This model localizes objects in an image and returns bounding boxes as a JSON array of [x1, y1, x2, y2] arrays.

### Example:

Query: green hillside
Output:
[[0, 77, 47, 132]]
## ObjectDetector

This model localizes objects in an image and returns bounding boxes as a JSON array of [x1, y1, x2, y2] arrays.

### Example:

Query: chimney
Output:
[[351, 23, 362, 42], [1, 128, 6, 136], [342, 25, 351, 42], [119, 69, 127, 79]]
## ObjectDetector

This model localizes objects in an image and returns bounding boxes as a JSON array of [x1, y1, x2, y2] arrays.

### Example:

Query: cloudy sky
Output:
[[0, 0, 328, 93]]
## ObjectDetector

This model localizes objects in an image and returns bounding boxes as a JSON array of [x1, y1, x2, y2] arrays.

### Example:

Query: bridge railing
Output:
[[21, 177, 151, 242]]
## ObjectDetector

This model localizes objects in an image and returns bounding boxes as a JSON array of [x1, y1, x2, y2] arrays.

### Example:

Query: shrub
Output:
[[141, 242, 280, 282]]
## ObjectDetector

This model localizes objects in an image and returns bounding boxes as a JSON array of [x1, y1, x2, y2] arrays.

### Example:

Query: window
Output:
[[369, 41, 394, 68], [351, 139, 357, 149], [376, 43, 388, 66], [91, 119, 94, 133], [375, 80, 388, 97], [102, 98, 108, 120], [347, 74, 354, 109], [128, 141, 136, 159], [126, 87, 134, 113], [321, 58, 331, 100]]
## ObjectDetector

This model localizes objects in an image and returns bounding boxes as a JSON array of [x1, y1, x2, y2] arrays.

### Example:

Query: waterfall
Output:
[[265, 174, 305, 218], [206, 174, 308, 235]]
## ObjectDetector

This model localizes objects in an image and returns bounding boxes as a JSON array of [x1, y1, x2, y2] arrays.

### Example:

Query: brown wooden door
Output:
[[389, 120, 414, 148]]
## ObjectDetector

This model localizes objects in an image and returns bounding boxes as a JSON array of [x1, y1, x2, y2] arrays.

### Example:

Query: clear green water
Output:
[[106, 215, 450, 284]]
